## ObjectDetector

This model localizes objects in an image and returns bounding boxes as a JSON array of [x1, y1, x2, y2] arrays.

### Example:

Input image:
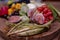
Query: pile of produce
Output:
[[0, 0, 60, 36]]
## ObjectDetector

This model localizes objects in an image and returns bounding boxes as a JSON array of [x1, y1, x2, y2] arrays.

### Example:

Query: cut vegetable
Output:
[[8, 16, 21, 23]]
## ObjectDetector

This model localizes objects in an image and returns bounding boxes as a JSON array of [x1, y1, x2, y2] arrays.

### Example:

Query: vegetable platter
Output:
[[0, 0, 60, 40]]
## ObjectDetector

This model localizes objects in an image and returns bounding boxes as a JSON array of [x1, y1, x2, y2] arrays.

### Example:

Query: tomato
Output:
[[44, 19, 48, 23], [43, 14, 47, 17], [46, 12, 52, 16], [37, 7, 44, 12], [48, 15, 53, 20], [43, 8, 49, 14], [47, 9, 51, 12]]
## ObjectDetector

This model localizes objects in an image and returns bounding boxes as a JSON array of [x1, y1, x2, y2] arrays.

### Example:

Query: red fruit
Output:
[[46, 12, 52, 16], [43, 14, 47, 17], [37, 7, 44, 12], [48, 15, 53, 20], [0, 6, 8, 16], [44, 19, 48, 23], [0, 11, 3, 16], [47, 9, 51, 12], [43, 8, 49, 14]]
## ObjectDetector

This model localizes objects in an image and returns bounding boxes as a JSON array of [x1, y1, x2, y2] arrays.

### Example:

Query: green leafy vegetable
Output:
[[48, 3, 58, 19], [48, 3, 60, 22], [19, 10, 27, 16], [19, 3, 28, 16]]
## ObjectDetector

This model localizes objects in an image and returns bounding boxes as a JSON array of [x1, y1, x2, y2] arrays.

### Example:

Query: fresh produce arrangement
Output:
[[0, 0, 60, 36]]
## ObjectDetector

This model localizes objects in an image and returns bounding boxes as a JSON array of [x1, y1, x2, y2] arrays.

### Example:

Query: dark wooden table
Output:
[[49, 2, 60, 40], [0, 1, 60, 40], [48, 2, 60, 39]]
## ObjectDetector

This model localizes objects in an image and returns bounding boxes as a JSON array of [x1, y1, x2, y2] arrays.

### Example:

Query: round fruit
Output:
[[43, 8, 48, 14], [8, 8, 15, 15], [48, 15, 53, 20], [37, 7, 44, 12], [46, 12, 52, 16], [11, 3, 16, 9], [15, 3, 21, 10], [0, 6, 8, 16]]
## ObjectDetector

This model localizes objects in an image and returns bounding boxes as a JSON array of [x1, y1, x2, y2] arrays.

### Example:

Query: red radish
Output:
[[28, 4, 53, 24], [37, 7, 44, 12], [43, 14, 48, 17], [43, 8, 48, 14], [47, 9, 51, 12], [48, 15, 53, 20], [47, 12, 52, 16], [44, 20, 48, 23]]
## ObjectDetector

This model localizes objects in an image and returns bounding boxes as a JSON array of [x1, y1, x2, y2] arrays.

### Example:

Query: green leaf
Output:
[[19, 11, 27, 16], [48, 3, 58, 19]]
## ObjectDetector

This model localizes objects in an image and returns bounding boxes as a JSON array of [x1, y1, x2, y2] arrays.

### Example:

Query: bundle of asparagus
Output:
[[7, 19, 53, 36]]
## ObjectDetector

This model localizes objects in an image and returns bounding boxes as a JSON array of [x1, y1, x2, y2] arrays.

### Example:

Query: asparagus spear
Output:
[[16, 19, 53, 29], [7, 19, 53, 36], [7, 21, 26, 35], [7, 27, 30, 36], [16, 28, 44, 36]]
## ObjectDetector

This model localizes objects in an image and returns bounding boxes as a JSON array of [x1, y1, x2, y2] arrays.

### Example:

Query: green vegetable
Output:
[[7, 21, 27, 35], [7, 16, 30, 36], [48, 3, 60, 22], [48, 3, 60, 16], [7, 20, 52, 36], [20, 16, 30, 22], [48, 3, 58, 19], [19, 11, 27, 16], [14, 28, 44, 36], [19, 3, 28, 16], [7, 19, 53, 36]]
